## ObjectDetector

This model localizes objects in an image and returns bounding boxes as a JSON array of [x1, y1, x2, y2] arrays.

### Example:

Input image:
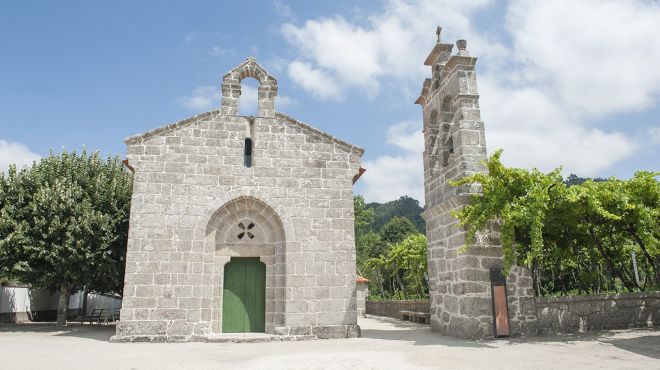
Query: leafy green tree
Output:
[[452, 150, 659, 296], [386, 234, 427, 298], [564, 174, 606, 187], [365, 233, 428, 299], [354, 195, 375, 237], [379, 216, 418, 246], [364, 254, 388, 298], [354, 195, 376, 268], [357, 231, 382, 262], [354, 196, 429, 299], [0, 150, 132, 325], [367, 196, 425, 233]]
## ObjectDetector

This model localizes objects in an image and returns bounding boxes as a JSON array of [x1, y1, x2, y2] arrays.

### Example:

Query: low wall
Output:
[[536, 292, 660, 333], [366, 300, 430, 319], [0, 286, 121, 323]]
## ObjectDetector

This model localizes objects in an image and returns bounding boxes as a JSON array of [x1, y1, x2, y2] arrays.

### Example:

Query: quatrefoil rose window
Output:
[[237, 222, 255, 240]]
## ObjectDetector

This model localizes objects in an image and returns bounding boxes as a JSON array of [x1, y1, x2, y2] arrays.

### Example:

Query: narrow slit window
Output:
[[244, 138, 253, 168]]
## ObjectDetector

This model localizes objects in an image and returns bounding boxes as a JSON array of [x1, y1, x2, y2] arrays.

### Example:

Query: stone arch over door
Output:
[[206, 196, 286, 334]]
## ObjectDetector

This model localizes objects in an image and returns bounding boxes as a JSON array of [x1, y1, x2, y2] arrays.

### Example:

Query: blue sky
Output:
[[1, 0, 659, 203]]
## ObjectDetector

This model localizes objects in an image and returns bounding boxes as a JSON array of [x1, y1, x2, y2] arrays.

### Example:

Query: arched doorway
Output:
[[205, 196, 286, 334], [222, 257, 266, 333]]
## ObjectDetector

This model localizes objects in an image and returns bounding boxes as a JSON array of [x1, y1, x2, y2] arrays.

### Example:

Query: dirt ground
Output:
[[0, 316, 658, 370]]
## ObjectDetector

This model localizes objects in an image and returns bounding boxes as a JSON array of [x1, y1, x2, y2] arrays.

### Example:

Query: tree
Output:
[[354, 195, 375, 237], [367, 196, 425, 233], [564, 174, 606, 187], [354, 195, 376, 267], [386, 234, 428, 298], [354, 195, 430, 299], [0, 150, 132, 325], [379, 216, 418, 246], [452, 150, 659, 296]]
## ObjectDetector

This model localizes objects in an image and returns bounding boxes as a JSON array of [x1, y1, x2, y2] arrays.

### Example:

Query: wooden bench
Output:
[[105, 308, 121, 323], [80, 308, 106, 325], [79, 308, 121, 325], [399, 310, 413, 321], [398, 310, 430, 324], [412, 312, 430, 324]]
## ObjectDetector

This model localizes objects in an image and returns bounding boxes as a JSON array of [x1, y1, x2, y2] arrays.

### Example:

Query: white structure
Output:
[[0, 286, 120, 322]]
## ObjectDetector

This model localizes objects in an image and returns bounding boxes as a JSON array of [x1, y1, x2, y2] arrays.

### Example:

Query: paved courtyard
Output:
[[0, 316, 658, 370]]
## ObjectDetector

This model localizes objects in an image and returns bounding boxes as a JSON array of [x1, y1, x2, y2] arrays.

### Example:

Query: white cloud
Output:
[[287, 61, 342, 100], [177, 84, 297, 114], [507, 0, 660, 117], [177, 86, 220, 111], [0, 139, 41, 172], [272, 0, 295, 20], [480, 77, 636, 176], [281, 0, 498, 98], [646, 126, 660, 146], [361, 121, 424, 203], [477, 0, 660, 173], [276, 94, 298, 110], [281, 0, 658, 179], [210, 46, 235, 57], [386, 120, 423, 153]]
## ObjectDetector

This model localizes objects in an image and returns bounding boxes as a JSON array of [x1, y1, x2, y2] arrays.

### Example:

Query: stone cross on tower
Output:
[[416, 27, 537, 339]]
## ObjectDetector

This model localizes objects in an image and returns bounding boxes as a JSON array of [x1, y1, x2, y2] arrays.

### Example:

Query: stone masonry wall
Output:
[[114, 59, 364, 342], [536, 292, 660, 334], [419, 34, 536, 339], [366, 300, 430, 319]]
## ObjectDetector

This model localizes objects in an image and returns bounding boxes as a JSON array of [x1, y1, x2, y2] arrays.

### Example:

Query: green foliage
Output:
[[379, 216, 419, 245], [0, 149, 133, 298], [354, 195, 429, 300], [367, 196, 425, 234], [354, 195, 375, 237], [365, 234, 428, 299], [564, 173, 606, 187], [452, 150, 660, 296], [354, 195, 381, 269]]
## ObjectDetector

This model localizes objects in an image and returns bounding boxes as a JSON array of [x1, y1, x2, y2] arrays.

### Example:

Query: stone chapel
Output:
[[113, 58, 364, 342]]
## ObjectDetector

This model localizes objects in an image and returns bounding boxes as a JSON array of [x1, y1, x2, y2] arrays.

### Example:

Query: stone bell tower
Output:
[[417, 27, 537, 339]]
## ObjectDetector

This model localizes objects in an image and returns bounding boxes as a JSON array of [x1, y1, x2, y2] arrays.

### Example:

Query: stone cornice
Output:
[[125, 110, 219, 144], [444, 55, 478, 71], [415, 78, 432, 105], [423, 43, 454, 66], [124, 110, 364, 157]]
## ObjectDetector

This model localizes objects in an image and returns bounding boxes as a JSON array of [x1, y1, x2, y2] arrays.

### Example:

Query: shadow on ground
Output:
[[602, 333, 660, 360], [361, 315, 660, 357], [0, 323, 115, 341], [360, 315, 494, 348]]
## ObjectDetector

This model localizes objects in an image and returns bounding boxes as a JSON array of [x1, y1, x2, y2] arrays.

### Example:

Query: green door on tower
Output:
[[222, 258, 266, 333]]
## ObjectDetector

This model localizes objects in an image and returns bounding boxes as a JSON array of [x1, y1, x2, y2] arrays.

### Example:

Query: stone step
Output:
[[110, 333, 318, 343], [198, 333, 317, 343]]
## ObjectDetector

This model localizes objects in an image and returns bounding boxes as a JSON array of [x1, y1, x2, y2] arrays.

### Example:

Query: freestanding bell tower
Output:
[[417, 27, 537, 339]]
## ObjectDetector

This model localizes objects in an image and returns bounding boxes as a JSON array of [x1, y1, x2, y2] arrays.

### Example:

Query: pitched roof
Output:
[[124, 110, 364, 156]]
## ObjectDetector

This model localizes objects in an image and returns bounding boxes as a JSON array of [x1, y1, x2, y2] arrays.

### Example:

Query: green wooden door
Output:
[[222, 258, 266, 333]]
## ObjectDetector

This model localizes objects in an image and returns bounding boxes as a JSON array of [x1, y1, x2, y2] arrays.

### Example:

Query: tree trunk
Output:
[[628, 228, 660, 285], [589, 227, 632, 291], [57, 286, 70, 326]]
